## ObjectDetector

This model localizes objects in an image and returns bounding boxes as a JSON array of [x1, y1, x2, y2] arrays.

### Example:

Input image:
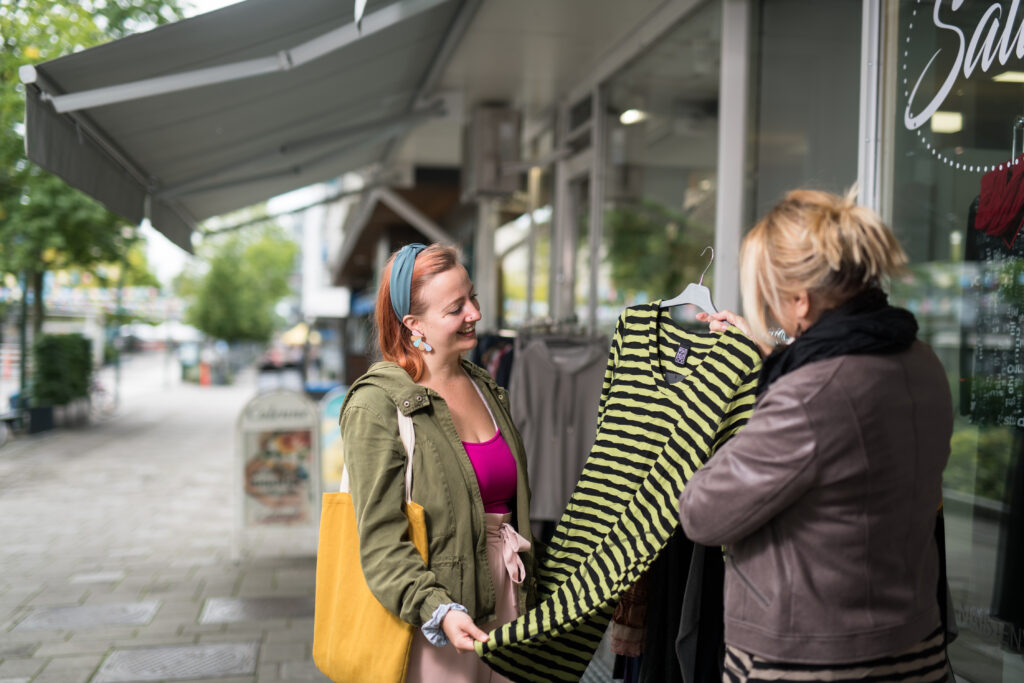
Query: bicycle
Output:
[[89, 378, 116, 421]]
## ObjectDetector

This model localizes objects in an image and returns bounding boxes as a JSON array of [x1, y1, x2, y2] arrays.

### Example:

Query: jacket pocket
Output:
[[727, 552, 770, 608], [430, 557, 464, 604]]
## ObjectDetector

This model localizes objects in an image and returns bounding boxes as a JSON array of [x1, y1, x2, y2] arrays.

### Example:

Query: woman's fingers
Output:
[[696, 310, 736, 332], [442, 610, 489, 653]]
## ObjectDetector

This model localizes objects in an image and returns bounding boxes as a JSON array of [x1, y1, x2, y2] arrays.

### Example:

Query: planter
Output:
[[28, 405, 54, 434]]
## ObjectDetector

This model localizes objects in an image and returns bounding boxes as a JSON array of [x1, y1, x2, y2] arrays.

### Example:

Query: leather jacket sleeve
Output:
[[678, 378, 818, 546]]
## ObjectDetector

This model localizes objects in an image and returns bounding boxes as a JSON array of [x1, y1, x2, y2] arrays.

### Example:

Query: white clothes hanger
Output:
[[659, 246, 718, 313]]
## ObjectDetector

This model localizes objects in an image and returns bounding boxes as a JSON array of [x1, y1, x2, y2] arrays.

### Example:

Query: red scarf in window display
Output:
[[976, 152, 1024, 249]]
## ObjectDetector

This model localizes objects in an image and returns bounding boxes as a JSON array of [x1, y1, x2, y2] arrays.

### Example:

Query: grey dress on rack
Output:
[[509, 335, 608, 522]]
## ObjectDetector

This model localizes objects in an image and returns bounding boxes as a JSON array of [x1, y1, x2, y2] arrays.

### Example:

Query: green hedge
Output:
[[31, 333, 92, 406]]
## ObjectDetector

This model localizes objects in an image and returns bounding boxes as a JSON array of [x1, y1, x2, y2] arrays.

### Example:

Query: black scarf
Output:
[[756, 288, 919, 395]]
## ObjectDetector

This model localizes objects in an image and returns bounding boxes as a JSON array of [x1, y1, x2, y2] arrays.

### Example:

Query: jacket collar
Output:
[[348, 359, 498, 416]]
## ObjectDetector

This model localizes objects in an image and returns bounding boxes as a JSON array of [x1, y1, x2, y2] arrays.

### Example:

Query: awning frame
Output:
[[19, 0, 478, 252], [19, 0, 450, 114]]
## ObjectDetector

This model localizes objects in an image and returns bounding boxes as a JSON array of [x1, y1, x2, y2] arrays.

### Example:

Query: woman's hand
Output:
[[441, 610, 489, 653], [696, 310, 773, 357]]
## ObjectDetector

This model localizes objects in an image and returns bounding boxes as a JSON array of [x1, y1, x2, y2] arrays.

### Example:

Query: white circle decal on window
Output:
[[902, 0, 1024, 174]]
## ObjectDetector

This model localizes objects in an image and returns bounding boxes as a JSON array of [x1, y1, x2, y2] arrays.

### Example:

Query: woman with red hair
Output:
[[340, 243, 536, 682]]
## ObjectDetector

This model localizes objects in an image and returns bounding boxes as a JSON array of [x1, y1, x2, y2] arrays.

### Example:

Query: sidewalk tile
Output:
[[256, 641, 308, 664], [0, 643, 37, 657], [34, 640, 113, 657], [93, 642, 258, 682], [39, 653, 105, 672], [0, 658, 44, 679]]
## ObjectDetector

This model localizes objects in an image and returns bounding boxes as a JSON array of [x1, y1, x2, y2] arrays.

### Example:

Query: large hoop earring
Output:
[[411, 334, 433, 352]]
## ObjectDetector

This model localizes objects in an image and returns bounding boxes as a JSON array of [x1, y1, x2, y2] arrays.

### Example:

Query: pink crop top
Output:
[[463, 430, 517, 514], [461, 374, 516, 514]]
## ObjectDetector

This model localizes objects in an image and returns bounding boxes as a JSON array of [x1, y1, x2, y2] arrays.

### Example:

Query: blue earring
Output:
[[411, 334, 432, 352]]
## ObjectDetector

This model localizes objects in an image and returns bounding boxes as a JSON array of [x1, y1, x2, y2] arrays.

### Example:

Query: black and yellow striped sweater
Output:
[[477, 302, 762, 682]]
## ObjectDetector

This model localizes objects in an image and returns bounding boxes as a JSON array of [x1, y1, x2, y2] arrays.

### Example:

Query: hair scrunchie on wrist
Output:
[[389, 243, 427, 321]]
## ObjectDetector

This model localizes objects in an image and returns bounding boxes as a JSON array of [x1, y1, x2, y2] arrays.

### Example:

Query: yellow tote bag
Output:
[[314, 408, 428, 683]]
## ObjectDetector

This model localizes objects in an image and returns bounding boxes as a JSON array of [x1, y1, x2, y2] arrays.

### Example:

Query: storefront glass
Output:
[[885, 2, 1024, 678], [496, 203, 553, 328], [596, 1, 722, 332], [749, 0, 861, 219]]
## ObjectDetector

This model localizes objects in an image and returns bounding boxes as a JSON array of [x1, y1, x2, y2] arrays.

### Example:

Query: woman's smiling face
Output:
[[404, 264, 481, 358]]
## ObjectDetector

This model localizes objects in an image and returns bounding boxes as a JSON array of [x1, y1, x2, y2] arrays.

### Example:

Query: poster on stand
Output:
[[236, 391, 320, 531]]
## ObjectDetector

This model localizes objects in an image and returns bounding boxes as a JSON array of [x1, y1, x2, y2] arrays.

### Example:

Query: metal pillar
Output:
[[474, 198, 498, 331], [713, 0, 752, 313]]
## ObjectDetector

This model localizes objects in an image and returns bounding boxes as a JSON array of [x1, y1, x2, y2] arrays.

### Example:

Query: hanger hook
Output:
[[698, 246, 714, 286]]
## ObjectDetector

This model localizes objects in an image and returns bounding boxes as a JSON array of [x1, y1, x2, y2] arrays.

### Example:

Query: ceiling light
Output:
[[619, 109, 648, 125], [993, 71, 1024, 83], [931, 111, 963, 134]]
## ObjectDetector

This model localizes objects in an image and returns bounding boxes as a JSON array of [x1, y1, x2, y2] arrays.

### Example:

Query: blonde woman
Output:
[[679, 190, 954, 681]]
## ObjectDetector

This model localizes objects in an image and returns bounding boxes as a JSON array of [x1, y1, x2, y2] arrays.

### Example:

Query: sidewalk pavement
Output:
[[0, 352, 614, 683], [0, 354, 330, 683]]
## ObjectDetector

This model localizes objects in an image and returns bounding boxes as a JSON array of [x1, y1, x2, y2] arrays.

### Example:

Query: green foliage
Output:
[[0, 0, 184, 321], [603, 200, 715, 301], [945, 423, 1013, 502], [88, 242, 162, 289], [181, 226, 298, 343], [30, 333, 92, 406]]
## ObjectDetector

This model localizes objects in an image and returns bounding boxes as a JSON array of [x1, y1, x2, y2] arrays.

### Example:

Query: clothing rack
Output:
[[516, 315, 598, 340]]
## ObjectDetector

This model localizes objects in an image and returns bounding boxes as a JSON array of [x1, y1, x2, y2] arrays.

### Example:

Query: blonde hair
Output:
[[740, 187, 908, 346]]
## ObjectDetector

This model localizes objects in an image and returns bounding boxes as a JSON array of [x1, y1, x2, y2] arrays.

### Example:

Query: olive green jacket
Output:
[[339, 359, 538, 627]]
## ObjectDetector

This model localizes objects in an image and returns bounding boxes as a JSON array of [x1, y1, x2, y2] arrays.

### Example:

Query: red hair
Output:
[[375, 243, 459, 381]]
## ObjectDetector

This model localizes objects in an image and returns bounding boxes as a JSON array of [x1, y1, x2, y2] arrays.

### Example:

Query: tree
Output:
[[181, 226, 298, 344], [0, 0, 186, 333], [603, 200, 715, 302]]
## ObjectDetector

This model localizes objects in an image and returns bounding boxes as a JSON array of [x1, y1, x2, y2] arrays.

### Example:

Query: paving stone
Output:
[[39, 653, 105, 672], [199, 596, 314, 624], [93, 642, 259, 682], [264, 626, 313, 644], [0, 642, 37, 657], [29, 673, 91, 683], [33, 640, 113, 657], [224, 621, 287, 634], [256, 641, 308, 664], [137, 621, 188, 637], [0, 677, 32, 683], [0, 658, 44, 678], [195, 632, 265, 645], [15, 601, 160, 630], [25, 589, 91, 607], [70, 571, 126, 584], [278, 659, 332, 682], [112, 636, 199, 648]]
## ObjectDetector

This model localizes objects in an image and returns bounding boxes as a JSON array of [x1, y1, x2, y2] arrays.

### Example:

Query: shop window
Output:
[[884, 1, 1024, 676], [750, 0, 861, 218], [496, 204, 552, 328], [598, 1, 722, 332]]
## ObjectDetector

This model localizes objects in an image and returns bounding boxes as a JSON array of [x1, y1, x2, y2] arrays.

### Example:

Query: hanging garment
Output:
[[975, 152, 1024, 249], [477, 302, 761, 683], [510, 335, 608, 521]]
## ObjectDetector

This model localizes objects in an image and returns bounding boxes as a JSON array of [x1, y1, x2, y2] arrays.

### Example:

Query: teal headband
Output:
[[389, 243, 427, 320]]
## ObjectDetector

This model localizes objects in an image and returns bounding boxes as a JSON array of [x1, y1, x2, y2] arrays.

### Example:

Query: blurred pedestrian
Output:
[[340, 243, 535, 682], [680, 189, 954, 681]]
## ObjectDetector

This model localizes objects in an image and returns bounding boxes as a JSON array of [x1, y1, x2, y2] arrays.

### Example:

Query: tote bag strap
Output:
[[395, 408, 415, 504], [340, 407, 416, 505]]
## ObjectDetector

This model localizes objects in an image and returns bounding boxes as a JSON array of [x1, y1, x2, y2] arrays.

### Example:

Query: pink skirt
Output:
[[406, 513, 529, 683]]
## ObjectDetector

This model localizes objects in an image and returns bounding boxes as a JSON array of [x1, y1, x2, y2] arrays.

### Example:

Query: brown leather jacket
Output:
[[679, 342, 952, 663]]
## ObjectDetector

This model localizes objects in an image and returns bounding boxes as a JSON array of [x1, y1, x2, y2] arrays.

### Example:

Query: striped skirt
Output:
[[723, 626, 951, 682]]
